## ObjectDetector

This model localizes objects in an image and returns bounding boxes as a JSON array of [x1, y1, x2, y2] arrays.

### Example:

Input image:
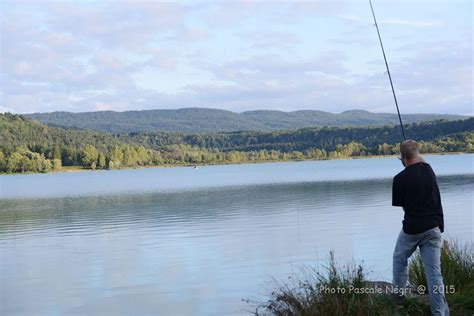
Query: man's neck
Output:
[[405, 156, 425, 167]]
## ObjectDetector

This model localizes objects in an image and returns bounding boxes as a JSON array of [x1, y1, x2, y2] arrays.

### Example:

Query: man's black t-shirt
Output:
[[392, 162, 444, 234]]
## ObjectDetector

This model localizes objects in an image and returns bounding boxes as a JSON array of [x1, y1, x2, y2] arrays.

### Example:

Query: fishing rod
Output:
[[368, 0, 407, 141]]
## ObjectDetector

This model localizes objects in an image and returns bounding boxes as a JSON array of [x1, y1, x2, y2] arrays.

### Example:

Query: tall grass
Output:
[[409, 239, 474, 313], [253, 239, 473, 315], [253, 252, 428, 316]]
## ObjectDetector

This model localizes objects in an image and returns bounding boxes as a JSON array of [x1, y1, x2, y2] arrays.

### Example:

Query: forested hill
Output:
[[121, 118, 474, 152], [24, 108, 467, 134], [1, 113, 473, 174]]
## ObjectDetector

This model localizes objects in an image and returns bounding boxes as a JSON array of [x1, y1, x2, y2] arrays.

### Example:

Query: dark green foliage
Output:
[[81, 145, 99, 168], [0, 113, 140, 172], [25, 108, 467, 134], [0, 112, 122, 168], [122, 118, 474, 153], [0, 113, 473, 174], [1, 146, 52, 173]]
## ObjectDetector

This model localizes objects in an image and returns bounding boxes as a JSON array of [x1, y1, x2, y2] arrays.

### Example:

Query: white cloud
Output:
[[0, 0, 471, 115]]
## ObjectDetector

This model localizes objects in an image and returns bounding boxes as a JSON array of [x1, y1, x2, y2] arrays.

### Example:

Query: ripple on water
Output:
[[0, 171, 472, 315]]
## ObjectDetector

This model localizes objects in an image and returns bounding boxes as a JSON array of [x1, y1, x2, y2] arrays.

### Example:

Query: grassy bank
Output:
[[251, 240, 473, 315]]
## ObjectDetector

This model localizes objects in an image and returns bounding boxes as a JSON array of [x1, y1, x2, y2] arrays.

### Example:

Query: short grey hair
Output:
[[400, 140, 419, 160]]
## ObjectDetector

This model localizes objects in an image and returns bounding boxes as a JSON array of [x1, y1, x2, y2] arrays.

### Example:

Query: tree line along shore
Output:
[[1, 113, 472, 174]]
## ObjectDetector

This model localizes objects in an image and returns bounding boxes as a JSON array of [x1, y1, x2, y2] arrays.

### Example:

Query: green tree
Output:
[[108, 145, 124, 169], [136, 146, 148, 166], [151, 151, 163, 164], [28, 152, 50, 173], [122, 145, 137, 167], [52, 158, 62, 171], [81, 145, 99, 167], [20, 155, 32, 172], [6, 152, 22, 173], [42, 158, 52, 173], [98, 152, 106, 169], [0, 151, 6, 172], [52, 145, 61, 160]]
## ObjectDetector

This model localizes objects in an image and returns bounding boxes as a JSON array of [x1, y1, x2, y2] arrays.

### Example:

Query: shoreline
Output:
[[0, 151, 470, 176]]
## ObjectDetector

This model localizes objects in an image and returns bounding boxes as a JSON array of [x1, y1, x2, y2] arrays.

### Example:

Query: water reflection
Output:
[[1, 154, 473, 199], [0, 179, 393, 238], [1, 175, 472, 315]]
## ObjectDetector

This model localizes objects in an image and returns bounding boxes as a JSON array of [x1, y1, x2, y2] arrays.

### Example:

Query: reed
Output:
[[252, 239, 473, 315]]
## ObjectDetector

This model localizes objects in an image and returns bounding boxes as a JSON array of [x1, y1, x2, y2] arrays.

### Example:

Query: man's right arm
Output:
[[392, 176, 404, 207]]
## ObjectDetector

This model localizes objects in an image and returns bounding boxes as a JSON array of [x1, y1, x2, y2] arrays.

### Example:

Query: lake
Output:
[[1, 154, 473, 315]]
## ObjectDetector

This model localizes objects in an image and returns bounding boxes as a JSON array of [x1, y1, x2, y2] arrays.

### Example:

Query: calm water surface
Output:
[[1, 155, 473, 315]]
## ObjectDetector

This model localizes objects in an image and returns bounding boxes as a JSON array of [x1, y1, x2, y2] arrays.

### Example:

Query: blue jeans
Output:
[[393, 227, 449, 316]]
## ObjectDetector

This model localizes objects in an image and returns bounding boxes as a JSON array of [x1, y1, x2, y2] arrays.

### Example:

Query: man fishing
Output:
[[369, 2, 451, 311], [392, 140, 449, 315]]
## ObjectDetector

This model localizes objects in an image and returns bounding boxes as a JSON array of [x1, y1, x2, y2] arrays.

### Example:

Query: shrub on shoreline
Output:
[[252, 240, 473, 315]]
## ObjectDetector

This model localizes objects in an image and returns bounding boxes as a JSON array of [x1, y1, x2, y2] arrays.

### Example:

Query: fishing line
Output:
[[369, 0, 407, 141], [297, 206, 301, 245]]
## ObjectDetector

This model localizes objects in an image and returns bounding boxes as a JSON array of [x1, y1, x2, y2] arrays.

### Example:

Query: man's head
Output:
[[399, 140, 420, 166], [400, 140, 419, 160]]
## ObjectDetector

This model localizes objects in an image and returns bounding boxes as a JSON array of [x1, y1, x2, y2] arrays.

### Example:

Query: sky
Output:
[[0, 0, 472, 115]]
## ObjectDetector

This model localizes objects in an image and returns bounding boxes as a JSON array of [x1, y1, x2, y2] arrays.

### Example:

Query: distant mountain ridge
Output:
[[24, 108, 468, 134]]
